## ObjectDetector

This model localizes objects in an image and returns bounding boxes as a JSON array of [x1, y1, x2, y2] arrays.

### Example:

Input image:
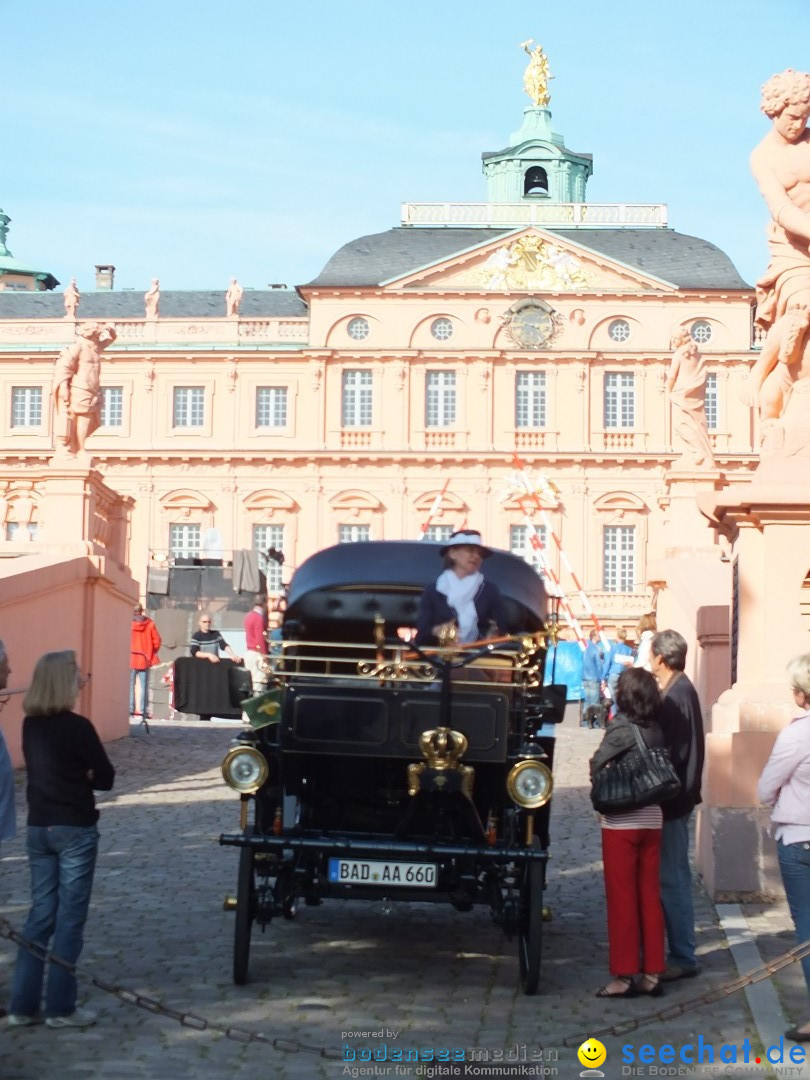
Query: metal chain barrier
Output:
[[1, 915, 808, 1057]]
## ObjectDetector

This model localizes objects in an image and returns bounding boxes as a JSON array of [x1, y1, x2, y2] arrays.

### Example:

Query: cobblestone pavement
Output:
[[0, 712, 804, 1080]]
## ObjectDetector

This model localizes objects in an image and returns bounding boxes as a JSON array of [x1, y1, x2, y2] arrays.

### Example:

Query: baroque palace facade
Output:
[[0, 60, 760, 630]]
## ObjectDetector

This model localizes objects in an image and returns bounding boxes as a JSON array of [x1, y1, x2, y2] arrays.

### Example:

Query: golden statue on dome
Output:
[[520, 39, 553, 107]]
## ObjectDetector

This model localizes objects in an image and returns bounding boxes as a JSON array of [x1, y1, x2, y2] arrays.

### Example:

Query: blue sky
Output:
[[2, 0, 807, 293]]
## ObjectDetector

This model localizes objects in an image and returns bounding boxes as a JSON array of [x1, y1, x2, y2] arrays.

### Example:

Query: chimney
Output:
[[95, 264, 115, 290]]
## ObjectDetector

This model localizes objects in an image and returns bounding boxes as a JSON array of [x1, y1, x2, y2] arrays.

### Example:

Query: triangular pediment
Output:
[[382, 227, 677, 293]]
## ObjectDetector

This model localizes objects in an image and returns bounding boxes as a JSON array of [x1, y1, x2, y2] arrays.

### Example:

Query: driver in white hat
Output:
[[415, 530, 508, 645]]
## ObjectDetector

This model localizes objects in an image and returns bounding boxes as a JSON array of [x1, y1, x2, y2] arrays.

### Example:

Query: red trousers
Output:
[[601, 827, 666, 976]]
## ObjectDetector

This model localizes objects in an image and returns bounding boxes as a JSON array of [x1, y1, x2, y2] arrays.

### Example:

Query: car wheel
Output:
[[234, 841, 255, 985], [518, 836, 544, 995]]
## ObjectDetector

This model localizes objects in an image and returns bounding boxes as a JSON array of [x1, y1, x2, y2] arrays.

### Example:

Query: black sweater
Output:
[[23, 710, 115, 827]]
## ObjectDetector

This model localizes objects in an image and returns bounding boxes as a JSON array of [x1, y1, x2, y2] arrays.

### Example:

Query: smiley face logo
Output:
[[577, 1038, 607, 1069]]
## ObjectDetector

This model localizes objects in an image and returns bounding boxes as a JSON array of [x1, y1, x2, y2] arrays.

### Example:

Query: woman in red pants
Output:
[[589, 667, 666, 998]]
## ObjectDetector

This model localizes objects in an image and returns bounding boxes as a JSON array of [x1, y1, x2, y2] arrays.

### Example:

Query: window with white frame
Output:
[[608, 319, 631, 343], [515, 371, 547, 428], [338, 524, 371, 543], [704, 373, 718, 430], [691, 320, 713, 345], [510, 523, 548, 571], [604, 372, 635, 428], [11, 387, 42, 427], [603, 526, 635, 592], [347, 317, 370, 341], [172, 387, 205, 428], [430, 317, 454, 341], [253, 523, 284, 592], [424, 524, 454, 542], [101, 387, 124, 428], [256, 387, 287, 429], [169, 523, 201, 559], [341, 370, 373, 427], [425, 371, 456, 427]]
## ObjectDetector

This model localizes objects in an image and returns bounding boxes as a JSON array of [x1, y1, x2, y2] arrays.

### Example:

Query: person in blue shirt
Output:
[[581, 630, 606, 728], [603, 627, 634, 701]]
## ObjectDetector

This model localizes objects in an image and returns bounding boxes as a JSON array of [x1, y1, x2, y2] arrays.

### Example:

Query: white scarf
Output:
[[436, 569, 483, 643]]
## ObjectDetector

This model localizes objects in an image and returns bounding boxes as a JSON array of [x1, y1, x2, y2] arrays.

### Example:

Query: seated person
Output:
[[190, 613, 242, 665], [415, 530, 508, 647]]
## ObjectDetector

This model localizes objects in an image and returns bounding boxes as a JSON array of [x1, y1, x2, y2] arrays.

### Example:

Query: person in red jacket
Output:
[[130, 604, 161, 719]]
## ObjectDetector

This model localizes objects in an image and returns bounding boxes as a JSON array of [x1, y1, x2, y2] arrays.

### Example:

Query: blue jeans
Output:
[[129, 668, 148, 715], [9, 825, 99, 1018], [583, 679, 601, 708], [659, 814, 697, 969], [777, 838, 810, 995]]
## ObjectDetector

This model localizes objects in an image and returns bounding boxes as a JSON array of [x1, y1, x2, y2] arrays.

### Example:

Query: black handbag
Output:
[[590, 724, 680, 813]]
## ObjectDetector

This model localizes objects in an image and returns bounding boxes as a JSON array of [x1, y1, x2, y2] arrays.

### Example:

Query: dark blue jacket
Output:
[[415, 579, 508, 646]]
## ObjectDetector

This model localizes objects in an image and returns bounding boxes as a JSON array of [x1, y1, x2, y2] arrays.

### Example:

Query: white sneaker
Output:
[[7, 1013, 42, 1026], [45, 1007, 97, 1029]]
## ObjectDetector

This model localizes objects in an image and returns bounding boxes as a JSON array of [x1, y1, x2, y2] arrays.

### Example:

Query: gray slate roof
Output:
[[305, 226, 751, 291], [0, 289, 307, 319]]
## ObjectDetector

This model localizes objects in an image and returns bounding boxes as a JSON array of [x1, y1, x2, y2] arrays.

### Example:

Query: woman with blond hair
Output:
[[7, 651, 114, 1029], [634, 613, 657, 672], [758, 652, 810, 1043]]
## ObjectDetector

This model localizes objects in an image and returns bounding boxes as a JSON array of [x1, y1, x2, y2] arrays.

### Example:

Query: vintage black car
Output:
[[219, 540, 566, 994]]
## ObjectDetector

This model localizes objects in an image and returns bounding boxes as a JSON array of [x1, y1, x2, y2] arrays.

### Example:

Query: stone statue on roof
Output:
[[64, 278, 80, 319], [520, 40, 553, 108], [746, 69, 810, 454], [226, 277, 244, 317], [144, 278, 160, 319]]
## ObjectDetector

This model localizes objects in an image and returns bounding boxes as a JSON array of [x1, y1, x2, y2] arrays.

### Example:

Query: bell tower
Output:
[[482, 43, 593, 204]]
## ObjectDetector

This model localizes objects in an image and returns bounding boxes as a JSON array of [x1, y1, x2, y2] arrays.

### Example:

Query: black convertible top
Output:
[[284, 541, 547, 636]]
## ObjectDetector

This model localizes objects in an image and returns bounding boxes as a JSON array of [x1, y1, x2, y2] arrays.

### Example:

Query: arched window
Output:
[[524, 167, 549, 197]]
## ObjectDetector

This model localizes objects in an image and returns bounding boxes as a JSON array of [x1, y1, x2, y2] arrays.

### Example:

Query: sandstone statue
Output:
[[226, 277, 244, 316], [666, 328, 715, 468], [53, 322, 117, 457], [747, 69, 810, 450], [63, 278, 80, 319], [144, 278, 160, 319]]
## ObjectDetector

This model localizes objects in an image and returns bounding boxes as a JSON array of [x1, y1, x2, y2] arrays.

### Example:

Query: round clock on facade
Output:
[[504, 299, 559, 349]]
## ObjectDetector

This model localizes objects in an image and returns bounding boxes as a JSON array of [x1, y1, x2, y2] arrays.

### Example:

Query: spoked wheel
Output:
[[233, 841, 256, 985], [518, 837, 544, 995]]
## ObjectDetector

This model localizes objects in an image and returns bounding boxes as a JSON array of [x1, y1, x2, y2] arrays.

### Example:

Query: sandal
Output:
[[638, 974, 663, 997], [595, 976, 638, 998]]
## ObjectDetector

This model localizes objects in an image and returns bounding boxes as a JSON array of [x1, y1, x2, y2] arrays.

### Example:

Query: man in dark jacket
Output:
[[650, 629, 705, 981]]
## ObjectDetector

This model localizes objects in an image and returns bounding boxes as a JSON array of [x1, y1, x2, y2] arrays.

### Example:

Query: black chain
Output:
[[2, 915, 808, 1057]]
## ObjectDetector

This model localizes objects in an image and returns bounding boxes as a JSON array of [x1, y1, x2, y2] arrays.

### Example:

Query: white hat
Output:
[[439, 530, 493, 558]]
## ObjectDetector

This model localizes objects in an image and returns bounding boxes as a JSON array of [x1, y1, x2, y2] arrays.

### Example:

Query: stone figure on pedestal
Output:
[[666, 328, 715, 468], [63, 278, 80, 319], [747, 69, 810, 452], [53, 322, 117, 457], [225, 277, 243, 316], [144, 278, 160, 319]]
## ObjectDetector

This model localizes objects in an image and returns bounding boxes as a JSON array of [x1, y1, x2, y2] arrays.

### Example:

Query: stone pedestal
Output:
[[696, 466, 810, 898]]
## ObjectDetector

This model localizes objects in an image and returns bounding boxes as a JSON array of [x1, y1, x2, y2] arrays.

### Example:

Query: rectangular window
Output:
[[253, 523, 284, 592], [341, 370, 373, 427], [101, 387, 124, 428], [169, 523, 201, 559], [515, 371, 547, 428], [11, 387, 42, 427], [704, 373, 718, 431], [603, 372, 635, 428], [425, 371, 456, 427], [603, 526, 635, 592], [256, 387, 287, 429], [172, 387, 205, 428], [510, 523, 548, 571], [6, 522, 38, 541], [424, 524, 454, 542], [338, 524, 371, 543]]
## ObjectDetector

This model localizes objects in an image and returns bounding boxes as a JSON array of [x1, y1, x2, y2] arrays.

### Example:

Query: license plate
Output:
[[328, 858, 437, 888]]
